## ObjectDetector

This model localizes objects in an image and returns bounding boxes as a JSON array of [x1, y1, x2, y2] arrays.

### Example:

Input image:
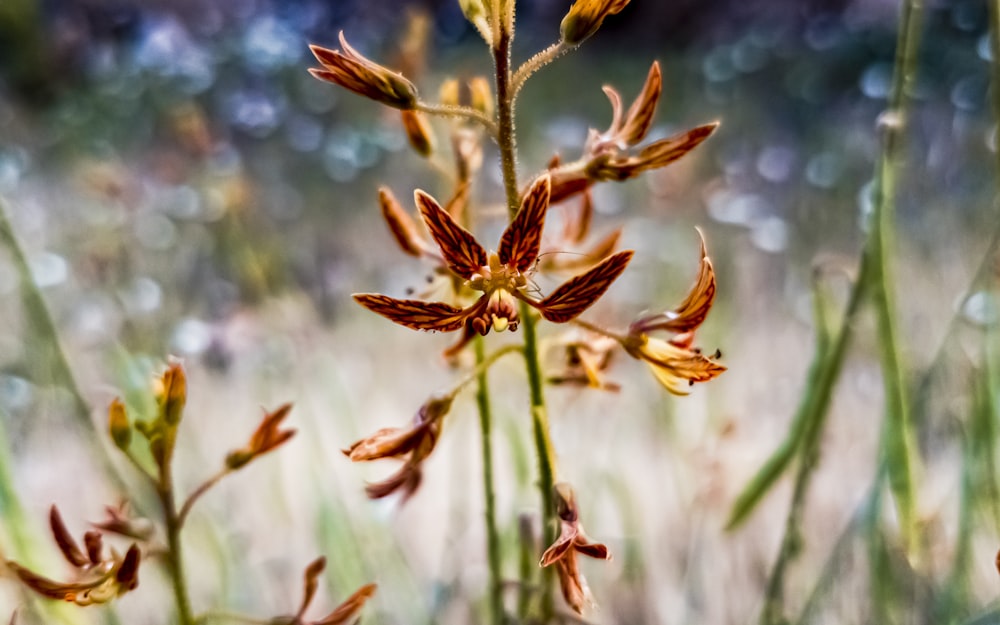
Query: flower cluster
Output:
[[5, 506, 141, 606]]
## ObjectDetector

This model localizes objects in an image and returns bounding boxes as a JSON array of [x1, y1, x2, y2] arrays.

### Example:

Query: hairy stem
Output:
[[417, 101, 497, 137], [493, 23, 557, 620], [511, 42, 571, 96], [474, 336, 504, 625]]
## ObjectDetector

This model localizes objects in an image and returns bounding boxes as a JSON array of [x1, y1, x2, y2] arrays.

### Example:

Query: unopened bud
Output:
[[401, 110, 434, 158], [439, 78, 460, 107], [559, 0, 631, 46], [108, 398, 131, 450], [159, 363, 186, 425], [468, 77, 494, 119], [225, 450, 254, 470]]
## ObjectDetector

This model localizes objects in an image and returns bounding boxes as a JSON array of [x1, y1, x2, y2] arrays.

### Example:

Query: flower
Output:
[[622, 229, 726, 394], [547, 330, 620, 392], [544, 63, 718, 204], [539, 483, 611, 614], [343, 394, 453, 501], [225, 403, 297, 470], [354, 174, 634, 346], [6, 506, 141, 606], [272, 556, 376, 625], [309, 33, 418, 110]]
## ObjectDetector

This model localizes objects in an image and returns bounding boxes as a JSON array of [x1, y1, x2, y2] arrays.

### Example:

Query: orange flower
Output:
[[309, 33, 418, 110], [6, 506, 141, 606], [354, 174, 633, 343], [539, 484, 611, 614], [343, 395, 452, 501], [279, 556, 376, 625], [226, 403, 297, 470], [622, 230, 726, 394]]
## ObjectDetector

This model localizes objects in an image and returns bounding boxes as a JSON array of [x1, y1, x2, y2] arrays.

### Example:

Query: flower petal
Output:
[[415, 190, 487, 280], [353, 293, 468, 332], [630, 228, 715, 335], [635, 122, 718, 171], [499, 174, 551, 272], [50, 506, 89, 568], [313, 583, 378, 625], [378, 187, 424, 257], [620, 61, 662, 146], [537, 250, 633, 323]]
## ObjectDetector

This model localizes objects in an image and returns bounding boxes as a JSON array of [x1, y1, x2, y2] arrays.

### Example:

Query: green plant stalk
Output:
[[867, 0, 924, 557], [759, 278, 834, 625], [158, 465, 195, 625], [474, 335, 504, 625], [0, 197, 90, 421], [492, 22, 557, 620], [727, 267, 869, 529]]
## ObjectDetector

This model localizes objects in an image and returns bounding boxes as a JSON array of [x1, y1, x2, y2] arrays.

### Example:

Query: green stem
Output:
[[474, 336, 504, 625], [159, 471, 195, 625], [868, 0, 923, 556], [492, 23, 557, 620], [0, 196, 90, 421]]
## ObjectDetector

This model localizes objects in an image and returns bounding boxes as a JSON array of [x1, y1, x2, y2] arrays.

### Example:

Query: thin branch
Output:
[[177, 467, 231, 528], [416, 102, 497, 137]]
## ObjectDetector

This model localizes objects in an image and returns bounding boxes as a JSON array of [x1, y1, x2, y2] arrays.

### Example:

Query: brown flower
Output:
[[622, 230, 726, 394], [343, 395, 453, 501], [539, 484, 611, 614], [225, 403, 296, 470], [354, 174, 633, 342], [90, 501, 155, 541], [547, 331, 620, 392], [273, 556, 376, 625], [309, 33, 418, 110], [6, 506, 140, 606]]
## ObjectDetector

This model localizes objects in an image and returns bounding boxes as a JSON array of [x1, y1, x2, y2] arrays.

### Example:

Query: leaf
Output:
[[499, 174, 551, 272], [353, 293, 468, 332], [537, 251, 633, 323], [415, 190, 487, 279]]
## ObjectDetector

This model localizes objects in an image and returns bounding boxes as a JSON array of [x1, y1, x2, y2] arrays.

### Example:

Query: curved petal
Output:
[[630, 228, 715, 335], [353, 293, 469, 332], [415, 190, 487, 279], [499, 174, 551, 272], [537, 250, 634, 323], [620, 61, 662, 146]]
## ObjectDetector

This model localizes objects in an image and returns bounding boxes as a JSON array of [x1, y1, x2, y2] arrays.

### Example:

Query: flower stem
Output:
[[492, 22, 557, 620], [511, 42, 572, 96], [158, 465, 195, 625], [417, 101, 497, 137], [474, 336, 504, 625]]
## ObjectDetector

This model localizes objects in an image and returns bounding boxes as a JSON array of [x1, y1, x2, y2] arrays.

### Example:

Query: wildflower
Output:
[[225, 403, 297, 470], [272, 556, 376, 625], [622, 230, 726, 394], [343, 394, 453, 500], [543, 63, 718, 204], [354, 174, 634, 343], [309, 33, 418, 110], [560, 0, 631, 46], [539, 483, 611, 614], [6, 506, 141, 606]]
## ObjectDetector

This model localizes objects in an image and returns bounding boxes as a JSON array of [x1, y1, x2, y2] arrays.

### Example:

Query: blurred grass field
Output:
[[2, 0, 1000, 623]]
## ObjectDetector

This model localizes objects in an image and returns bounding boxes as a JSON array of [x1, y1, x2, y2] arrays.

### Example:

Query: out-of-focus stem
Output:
[[868, 0, 924, 557], [0, 197, 89, 421], [493, 22, 557, 620], [474, 336, 504, 625], [158, 461, 195, 625]]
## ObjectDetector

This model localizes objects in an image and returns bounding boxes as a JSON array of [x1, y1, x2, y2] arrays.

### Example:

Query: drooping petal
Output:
[[540, 521, 580, 567], [353, 293, 469, 332], [6, 560, 116, 605], [536, 250, 634, 323], [343, 422, 432, 461], [555, 556, 591, 615], [630, 229, 716, 335], [415, 190, 487, 279], [50, 506, 89, 568], [637, 337, 727, 396], [620, 61, 662, 146], [499, 174, 551, 272]]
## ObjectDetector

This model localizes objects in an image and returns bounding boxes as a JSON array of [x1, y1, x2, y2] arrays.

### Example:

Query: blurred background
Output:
[[1, 0, 998, 623]]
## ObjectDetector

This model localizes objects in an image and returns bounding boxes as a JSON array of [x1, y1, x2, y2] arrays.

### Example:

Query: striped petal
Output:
[[353, 293, 469, 332], [499, 174, 551, 272], [415, 190, 487, 279], [537, 251, 633, 323]]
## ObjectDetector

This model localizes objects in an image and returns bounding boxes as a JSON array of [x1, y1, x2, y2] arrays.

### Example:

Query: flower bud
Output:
[[559, 0, 631, 46], [108, 398, 131, 451], [401, 110, 435, 158], [309, 33, 419, 110], [158, 363, 186, 425], [468, 76, 494, 119]]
